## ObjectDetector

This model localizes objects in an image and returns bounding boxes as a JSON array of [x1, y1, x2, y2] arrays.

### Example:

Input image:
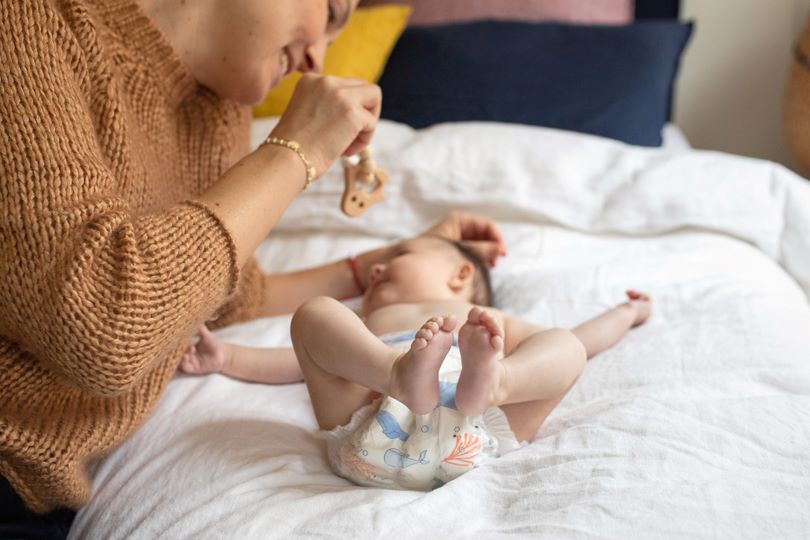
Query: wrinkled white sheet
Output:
[[70, 120, 810, 539]]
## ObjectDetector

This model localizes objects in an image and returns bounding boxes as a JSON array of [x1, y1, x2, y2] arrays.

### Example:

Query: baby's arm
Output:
[[179, 325, 303, 384], [572, 290, 652, 359]]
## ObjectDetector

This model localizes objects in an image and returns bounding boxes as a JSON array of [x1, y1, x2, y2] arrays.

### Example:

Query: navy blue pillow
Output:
[[377, 20, 693, 147]]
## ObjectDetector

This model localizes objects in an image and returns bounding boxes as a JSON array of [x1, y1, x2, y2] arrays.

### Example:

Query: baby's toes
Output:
[[411, 336, 428, 350], [467, 307, 483, 325], [478, 311, 503, 338], [439, 314, 457, 332], [416, 327, 434, 343]]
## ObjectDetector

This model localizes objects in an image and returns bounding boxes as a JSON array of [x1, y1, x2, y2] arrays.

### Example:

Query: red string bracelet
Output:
[[347, 256, 366, 295]]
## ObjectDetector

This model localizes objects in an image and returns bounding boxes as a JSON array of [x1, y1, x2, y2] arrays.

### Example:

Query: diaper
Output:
[[320, 331, 522, 491]]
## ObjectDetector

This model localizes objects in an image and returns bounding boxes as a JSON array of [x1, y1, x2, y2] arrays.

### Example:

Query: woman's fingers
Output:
[[343, 107, 379, 157], [338, 84, 381, 156], [463, 240, 502, 268], [458, 213, 506, 254], [339, 80, 383, 115], [271, 74, 382, 177], [426, 211, 507, 263]]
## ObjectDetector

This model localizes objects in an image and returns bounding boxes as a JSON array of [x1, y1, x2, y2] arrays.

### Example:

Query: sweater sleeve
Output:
[[0, 2, 240, 395], [208, 257, 269, 329]]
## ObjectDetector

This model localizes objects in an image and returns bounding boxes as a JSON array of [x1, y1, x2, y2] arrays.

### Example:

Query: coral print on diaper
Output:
[[339, 444, 376, 480], [384, 448, 429, 469], [442, 433, 482, 468], [376, 410, 410, 441]]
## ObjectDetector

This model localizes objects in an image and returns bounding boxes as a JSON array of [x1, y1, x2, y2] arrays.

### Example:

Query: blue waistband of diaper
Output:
[[382, 331, 458, 348]]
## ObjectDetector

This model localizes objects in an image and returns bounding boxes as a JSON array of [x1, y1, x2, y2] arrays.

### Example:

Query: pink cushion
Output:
[[359, 0, 633, 26]]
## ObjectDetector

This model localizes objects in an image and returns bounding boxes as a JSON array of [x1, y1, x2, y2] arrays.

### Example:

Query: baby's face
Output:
[[361, 237, 471, 314]]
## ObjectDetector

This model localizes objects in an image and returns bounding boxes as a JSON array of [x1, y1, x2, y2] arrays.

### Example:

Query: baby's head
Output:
[[362, 236, 493, 315]]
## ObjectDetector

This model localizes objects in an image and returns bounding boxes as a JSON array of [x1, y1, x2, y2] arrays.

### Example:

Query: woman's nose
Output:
[[299, 40, 327, 74]]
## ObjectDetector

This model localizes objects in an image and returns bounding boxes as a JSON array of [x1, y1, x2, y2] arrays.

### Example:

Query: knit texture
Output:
[[0, 0, 267, 512]]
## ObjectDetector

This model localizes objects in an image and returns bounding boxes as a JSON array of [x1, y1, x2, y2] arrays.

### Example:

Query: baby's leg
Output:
[[497, 328, 586, 441], [498, 381, 579, 442], [291, 297, 456, 430], [291, 297, 393, 430], [456, 308, 586, 441]]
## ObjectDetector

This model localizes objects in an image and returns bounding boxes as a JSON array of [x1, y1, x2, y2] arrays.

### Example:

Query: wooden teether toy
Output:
[[341, 148, 388, 217]]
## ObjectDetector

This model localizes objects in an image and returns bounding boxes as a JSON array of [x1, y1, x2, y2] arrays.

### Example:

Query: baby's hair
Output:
[[431, 236, 494, 306]]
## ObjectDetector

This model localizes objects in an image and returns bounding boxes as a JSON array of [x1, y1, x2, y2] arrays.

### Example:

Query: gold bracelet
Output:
[[262, 136, 317, 190]]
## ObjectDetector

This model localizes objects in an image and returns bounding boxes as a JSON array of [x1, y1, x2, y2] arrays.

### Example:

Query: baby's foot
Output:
[[456, 307, 505, 416], [389, 316, 457, 414], [179, 325, 231, 375], [624, 290, 653, 327]]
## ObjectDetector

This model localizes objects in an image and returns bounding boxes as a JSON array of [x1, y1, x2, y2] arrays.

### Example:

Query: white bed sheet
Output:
[[69, 120, 810, 539]]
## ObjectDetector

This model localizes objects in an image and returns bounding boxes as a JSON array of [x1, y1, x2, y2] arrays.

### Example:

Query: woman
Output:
[[0, 0, 504, 537]]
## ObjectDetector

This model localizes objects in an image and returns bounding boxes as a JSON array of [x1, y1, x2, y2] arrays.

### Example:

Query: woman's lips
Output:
[[272, 49, 293, 88], [280, 49, 291, 77]]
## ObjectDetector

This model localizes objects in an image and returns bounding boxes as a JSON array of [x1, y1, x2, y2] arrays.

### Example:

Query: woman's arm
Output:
[[196, 75, 383, 269], [250, 212, 507, 318], [255, 245, 395, 317]]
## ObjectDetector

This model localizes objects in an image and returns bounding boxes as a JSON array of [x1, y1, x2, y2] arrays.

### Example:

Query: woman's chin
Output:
[[220, 77, 272, 107], [240, 85, 271, 107]]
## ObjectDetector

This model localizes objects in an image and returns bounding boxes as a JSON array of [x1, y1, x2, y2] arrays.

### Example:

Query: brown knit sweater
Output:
[[0, 0, 269, 512]]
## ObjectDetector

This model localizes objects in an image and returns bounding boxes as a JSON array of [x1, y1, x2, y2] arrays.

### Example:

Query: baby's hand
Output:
[[179, 325, 231, 375], [623, 290, 652, 327]]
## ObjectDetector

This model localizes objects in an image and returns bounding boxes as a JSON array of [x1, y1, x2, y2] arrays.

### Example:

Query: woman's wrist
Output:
[[260, 135, 317, 190], [255, 140, 311, 191], [196, 142, 309, 268]]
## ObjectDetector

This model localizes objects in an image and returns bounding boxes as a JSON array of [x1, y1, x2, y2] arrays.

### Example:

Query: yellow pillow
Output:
[[253, 5, 412, 117]]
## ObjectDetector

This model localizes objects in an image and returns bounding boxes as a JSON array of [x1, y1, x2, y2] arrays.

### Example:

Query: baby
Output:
[[181, 236, 651, 490]]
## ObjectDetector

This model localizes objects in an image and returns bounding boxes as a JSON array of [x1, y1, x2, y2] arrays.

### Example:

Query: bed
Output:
[[67, 0, 810, 535], [67, 116, 810, 538]]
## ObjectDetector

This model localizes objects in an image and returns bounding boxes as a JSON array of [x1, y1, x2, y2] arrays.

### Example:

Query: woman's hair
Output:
[[444, 239, 494, 307]]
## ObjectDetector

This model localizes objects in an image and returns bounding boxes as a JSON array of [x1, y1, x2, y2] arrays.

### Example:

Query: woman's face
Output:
[[198, 0, 359, 105]]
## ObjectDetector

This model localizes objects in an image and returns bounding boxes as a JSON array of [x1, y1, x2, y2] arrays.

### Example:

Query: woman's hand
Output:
[[270, 74, 382, 178], [423, 211, 506, 267]]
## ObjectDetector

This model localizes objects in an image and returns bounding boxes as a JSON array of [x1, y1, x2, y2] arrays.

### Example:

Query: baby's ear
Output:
[[448, 261, 475, 292]]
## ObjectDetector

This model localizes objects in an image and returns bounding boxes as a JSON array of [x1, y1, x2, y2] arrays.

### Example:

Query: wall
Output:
[[673, 0, 810, 173]]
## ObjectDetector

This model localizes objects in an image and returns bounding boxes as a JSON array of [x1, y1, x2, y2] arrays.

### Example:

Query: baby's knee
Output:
[[291, 296, 340, 339], [552, 328, 587, 375]]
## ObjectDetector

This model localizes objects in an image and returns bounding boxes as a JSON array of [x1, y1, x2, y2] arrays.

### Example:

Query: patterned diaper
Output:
[[320, 331, 522, 491]]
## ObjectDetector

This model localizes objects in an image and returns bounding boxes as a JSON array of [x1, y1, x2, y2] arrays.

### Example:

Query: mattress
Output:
[[69, 119, 810, 539]]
